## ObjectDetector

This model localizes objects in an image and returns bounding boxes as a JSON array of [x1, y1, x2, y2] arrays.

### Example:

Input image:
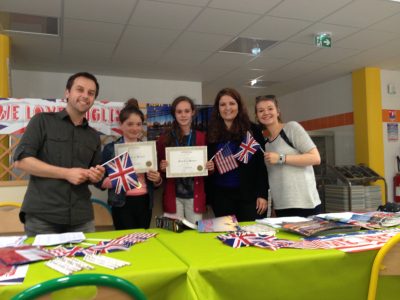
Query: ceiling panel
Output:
[[129, 1, 202, 30], [202, 52, 254, 68], [321, 0, 400, 28], [301, 47, 361, 63], [155, 0, 209, 6], [168, 31, 233, 52], [158, 49, 211, 66], [334, 29, 400, 50], [63, 19, 124, 43], [369, 12, 400, 33], [269, 60, 325, 81], [117, 26, 181, 49], [242, 16, 311, 40], [10, 33, 61, 58], [64, 0, 137, 23], [62, 40, 115, 60], [188, 8, 260, 35], [265, 42, 318, 60], [3, 0, 400, 99], [247, 56, 291, 71], [268, 0, 353, 21], [0, 0, 61, 17], [208, 0, 281, 15]]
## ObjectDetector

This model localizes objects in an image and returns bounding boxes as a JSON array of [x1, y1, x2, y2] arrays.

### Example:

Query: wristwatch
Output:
[[278, 153, 286, 165]]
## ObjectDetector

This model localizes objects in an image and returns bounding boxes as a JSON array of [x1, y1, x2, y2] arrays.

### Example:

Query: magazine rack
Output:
[[324, 164, 387, 211]]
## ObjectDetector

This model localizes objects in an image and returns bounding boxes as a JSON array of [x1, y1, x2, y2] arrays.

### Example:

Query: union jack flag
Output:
[[213, 143, 239, 174], [217, 232, 256, 248], [87, 241, 131, 254], [233, 131, 261, 164], [104, 151, 141, 194]]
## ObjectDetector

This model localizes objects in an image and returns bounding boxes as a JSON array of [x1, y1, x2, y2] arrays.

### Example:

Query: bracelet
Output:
[[278, 153, 286, 165]]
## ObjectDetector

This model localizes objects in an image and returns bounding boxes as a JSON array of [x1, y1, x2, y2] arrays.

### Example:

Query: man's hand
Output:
[[64, 168, 90, 185], [88, 165, 105, 183]]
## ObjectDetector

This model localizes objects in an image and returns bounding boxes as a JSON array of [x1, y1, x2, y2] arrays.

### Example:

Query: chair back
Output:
[[367, 233, 400, 300], [92, 198, 114, 231], [11, 273, 147, 300], [0, 201, 24, 235]]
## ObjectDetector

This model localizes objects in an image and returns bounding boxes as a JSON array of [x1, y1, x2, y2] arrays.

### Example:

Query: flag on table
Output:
[[233, 131, 261, 164], [213, 143, 239, 174], [103, 151, 141, 194]]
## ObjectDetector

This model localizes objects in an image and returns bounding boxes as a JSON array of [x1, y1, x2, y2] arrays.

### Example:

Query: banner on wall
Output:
[[0, 98, 124, 135]]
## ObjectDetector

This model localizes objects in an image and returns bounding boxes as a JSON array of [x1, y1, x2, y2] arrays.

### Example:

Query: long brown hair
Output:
[[207, 88, 250, 143], [165, 96, 195, 146]]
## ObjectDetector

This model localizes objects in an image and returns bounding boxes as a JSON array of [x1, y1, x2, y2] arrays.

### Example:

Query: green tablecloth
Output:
[[1, 228, 399, 300], [0, 230, 189, 300], [150, 228, 398, 300]]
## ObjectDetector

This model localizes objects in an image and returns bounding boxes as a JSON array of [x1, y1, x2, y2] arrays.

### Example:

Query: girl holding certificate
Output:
[[157, 96, 214, 224], [207, 88, 268, 221], [99, 99, 162, 229]]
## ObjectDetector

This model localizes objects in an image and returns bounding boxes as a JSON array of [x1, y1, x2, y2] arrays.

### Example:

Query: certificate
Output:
[[114, 141, 157, 173], [166, 146, 208, 178]]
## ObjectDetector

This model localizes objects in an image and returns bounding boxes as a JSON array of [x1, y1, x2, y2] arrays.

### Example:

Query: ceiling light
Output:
[[251, 46, 261, 56], [219, 37, 278, 55], [246, 80, 278, 88]]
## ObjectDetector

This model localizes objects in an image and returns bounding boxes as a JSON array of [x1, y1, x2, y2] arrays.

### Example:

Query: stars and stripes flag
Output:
[[103, 151, 141, 194], [213, 142, 239, 174], [233, 131, 261, 164]]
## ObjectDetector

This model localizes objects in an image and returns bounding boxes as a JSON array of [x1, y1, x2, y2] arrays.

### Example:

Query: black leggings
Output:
[[111, 195, 152, 230], [210, 187, 263, 221]]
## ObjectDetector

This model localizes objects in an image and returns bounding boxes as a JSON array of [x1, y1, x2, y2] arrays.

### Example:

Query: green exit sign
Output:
[[314, 32, 332, 48]]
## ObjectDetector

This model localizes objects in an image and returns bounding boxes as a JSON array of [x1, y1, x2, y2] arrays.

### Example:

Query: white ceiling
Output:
[[2, 0, 400, 103]]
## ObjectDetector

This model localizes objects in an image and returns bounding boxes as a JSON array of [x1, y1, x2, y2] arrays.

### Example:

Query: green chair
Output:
[[11, 273, 147, 300]]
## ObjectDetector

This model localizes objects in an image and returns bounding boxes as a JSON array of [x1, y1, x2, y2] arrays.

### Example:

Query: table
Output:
[[151, 228, 399, 300], [1, 228, 399, 300], [0, 230, 189, 300]]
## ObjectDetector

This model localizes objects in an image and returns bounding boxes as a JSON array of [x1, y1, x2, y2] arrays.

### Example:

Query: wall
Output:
[[11, 70, 202, 104], [278, 75, 355, 165], [381, 70, 400, 202], [1, 70, 202, 204]]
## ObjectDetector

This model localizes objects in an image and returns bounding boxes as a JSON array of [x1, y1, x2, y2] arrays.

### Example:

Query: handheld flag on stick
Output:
[[213, 143, 239, 174], [103, 151, 141, 194], [233, 131, 261, 164]]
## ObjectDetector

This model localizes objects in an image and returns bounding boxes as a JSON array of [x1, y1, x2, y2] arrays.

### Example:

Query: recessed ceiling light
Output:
[[245, 80, 278, 88], [220, 37, 278, 56], [250, 79, 258, 86]]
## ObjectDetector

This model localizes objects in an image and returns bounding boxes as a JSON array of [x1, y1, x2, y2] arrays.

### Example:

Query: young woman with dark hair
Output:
[[207, 88, 268, 221]]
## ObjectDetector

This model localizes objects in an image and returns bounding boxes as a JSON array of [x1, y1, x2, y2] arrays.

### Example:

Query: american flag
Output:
[[213, 143, 239, 174], [104, 151, 141, 194], [233, 131, 261, 164]]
